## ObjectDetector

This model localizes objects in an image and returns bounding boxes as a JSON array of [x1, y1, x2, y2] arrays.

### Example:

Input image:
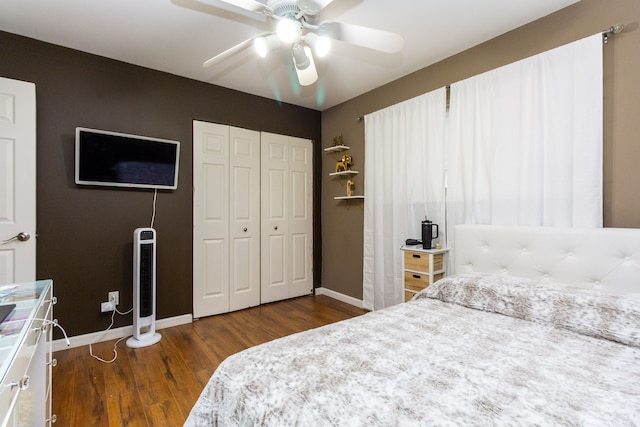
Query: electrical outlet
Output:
[[108, 291, 119, 306], [101, 301, 114, 312]]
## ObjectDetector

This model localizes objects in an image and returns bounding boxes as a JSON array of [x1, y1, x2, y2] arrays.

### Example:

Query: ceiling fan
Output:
[[203, 0, 404, 86]]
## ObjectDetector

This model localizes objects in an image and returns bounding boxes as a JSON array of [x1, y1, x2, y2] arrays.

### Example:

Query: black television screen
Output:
[[75, 127, 180, 190]]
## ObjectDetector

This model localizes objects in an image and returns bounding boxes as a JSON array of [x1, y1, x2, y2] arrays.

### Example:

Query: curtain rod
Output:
[[602, 23, 624, 44]]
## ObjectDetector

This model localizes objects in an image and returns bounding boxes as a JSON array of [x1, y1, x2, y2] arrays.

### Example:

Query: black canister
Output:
[[421, 219, 439, 249]]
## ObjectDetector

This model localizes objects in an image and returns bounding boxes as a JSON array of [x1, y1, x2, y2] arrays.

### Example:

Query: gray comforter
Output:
[[185, 273, 640, 426]]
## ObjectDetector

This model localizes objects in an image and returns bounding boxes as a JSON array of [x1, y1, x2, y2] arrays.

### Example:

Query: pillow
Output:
[[415, 273, 640, 347]]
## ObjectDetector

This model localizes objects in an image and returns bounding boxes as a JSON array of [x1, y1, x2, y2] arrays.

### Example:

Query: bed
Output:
[[185, 225, 640, 426]]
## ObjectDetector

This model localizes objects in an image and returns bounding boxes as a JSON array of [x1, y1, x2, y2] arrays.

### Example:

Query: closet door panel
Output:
[[229, 127, 260, 311], [261, 133, 289, 303], [193, 121, 230, 317], [262, 167, 288, 303], [288, 137, 313, 298]]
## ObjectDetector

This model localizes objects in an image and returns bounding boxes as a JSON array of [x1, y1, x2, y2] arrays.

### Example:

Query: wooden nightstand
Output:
[[401, 246, 448, 302]]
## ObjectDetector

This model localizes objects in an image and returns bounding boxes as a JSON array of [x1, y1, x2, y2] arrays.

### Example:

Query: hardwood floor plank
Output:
[[154, 338, 205, 418], [127, 345, 177, 408], [52, 294, 368, 426], [106, 391, 148, 427], [161, 326, 217, 374], [102, 341, 137, 396], [144, 399, 186, 426], [69, 362, 109, 426]]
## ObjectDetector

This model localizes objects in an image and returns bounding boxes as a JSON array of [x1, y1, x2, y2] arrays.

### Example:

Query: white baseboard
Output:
[[52, 314, 192, 352], [53, 291, 364, 352], [315, 287, 364, 309]]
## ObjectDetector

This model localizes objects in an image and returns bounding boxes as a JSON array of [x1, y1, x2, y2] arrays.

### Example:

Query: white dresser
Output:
[[0, 280, 55, 426]]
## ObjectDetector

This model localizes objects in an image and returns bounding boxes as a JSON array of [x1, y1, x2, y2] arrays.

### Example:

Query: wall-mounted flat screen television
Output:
[[75, 127, 180, 190]]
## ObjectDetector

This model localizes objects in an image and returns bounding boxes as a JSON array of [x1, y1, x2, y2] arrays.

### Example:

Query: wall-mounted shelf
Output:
[[324, 145, 351, 153], [329, 170, 359, 177], [326, 140, 362, 204]]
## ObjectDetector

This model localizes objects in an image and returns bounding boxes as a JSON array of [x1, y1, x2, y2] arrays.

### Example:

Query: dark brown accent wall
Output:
[[321, 0, 640, 300], [0, 31, 321, 337]]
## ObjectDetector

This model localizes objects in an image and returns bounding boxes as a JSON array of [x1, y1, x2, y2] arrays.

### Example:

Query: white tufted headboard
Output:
[[454, 224, 640, 293]]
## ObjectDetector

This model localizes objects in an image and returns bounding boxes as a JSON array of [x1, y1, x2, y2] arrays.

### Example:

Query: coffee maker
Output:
[[421, 219, 439, 249]]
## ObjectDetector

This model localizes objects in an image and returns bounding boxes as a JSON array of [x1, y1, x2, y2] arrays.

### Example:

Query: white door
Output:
[[0, 77, 36, 285], [193, 121, 260, 318], [261, 132, 313, 303]]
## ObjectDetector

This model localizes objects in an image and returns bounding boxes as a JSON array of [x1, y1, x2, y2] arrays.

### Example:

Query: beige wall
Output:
[[320, 0, 640, 300]]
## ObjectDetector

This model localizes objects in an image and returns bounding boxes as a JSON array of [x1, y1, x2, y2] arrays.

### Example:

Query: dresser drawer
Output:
[[404, 251, 444, 272]]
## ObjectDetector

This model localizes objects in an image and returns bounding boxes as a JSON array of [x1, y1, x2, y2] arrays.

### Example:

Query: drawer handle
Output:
[[13, 375, 30, 390], [412, 274, 421, 279], [412, 254, 421, 258], [21, 375, 30, 390]]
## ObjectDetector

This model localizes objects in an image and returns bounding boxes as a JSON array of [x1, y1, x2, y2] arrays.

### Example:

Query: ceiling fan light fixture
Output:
[[276, 18, 301, 44], [254, 34, 282, 58], [292, 44, 311, 70], [293, 45, 317, 86], [305, 32, 331, 58]]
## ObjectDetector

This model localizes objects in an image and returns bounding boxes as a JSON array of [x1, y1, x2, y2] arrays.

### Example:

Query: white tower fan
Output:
[[127, 227, 161, 348]]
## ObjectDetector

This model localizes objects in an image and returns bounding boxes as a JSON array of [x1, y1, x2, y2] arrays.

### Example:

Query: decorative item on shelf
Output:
[[333, 134, 345, 146], [335, 154, 353, 173], [346, 179, 355, 196]]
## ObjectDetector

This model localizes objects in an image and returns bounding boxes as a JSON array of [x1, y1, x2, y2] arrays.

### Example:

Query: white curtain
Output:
[[362, 34, 603, 310], [447, 34, 603, 255], [363, 88, 447, 310]]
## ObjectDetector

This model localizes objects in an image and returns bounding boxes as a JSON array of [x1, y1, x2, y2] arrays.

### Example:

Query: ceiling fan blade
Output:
[[297, 0, 335, 15], [319, 21, 404, 53], [203, 32, 270, 68], [216, 0, 267, 13]]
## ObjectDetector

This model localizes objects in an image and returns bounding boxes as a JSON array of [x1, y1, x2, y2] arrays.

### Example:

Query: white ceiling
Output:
[[0, 0, 580, 111]]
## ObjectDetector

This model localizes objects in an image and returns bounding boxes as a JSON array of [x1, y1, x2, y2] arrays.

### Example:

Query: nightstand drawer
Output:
[[404, 271, 429, 291], [404, 251, 443, 272], [404, 290, 416, 302], [404, 271, 445, 292]]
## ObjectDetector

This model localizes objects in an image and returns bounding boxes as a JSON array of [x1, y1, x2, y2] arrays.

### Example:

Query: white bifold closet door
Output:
[[193, 122, 313, 318], [193, 121, 261, 318], [260, 132, 313, 304]]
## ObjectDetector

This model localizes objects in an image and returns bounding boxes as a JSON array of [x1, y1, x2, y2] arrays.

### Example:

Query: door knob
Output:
[[2, 232, 30, 244], [274, 226, 278, 230], [243, 228, 248, 232]]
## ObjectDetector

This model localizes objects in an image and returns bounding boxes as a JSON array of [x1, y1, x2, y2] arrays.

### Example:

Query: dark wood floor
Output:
[[52, 295, 368, 426]]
